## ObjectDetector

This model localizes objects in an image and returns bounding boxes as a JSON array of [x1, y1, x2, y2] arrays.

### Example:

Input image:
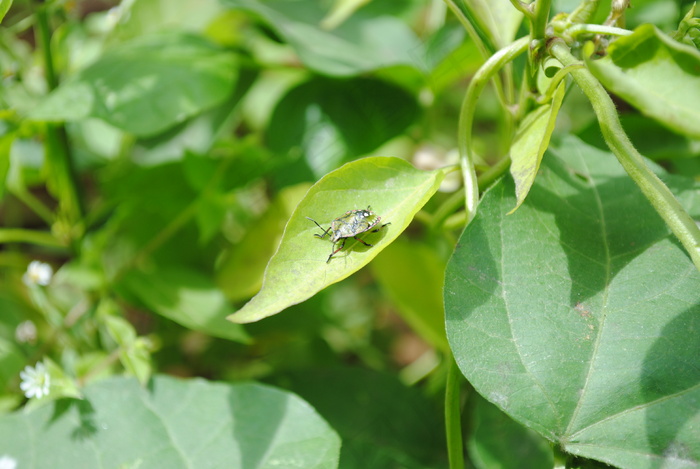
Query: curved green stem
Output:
[[536, 63, 585, 104], [550, 40, 700, 271], [459, 36, 530, 223]]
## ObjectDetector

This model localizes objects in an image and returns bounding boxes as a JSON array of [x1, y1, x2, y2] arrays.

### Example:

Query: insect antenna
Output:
[[306, 217, 331, 239]]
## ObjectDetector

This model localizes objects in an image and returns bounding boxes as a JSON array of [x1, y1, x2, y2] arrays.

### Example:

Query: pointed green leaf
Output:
[[445, 135, 700, 468], [228, 157, 445, 324], [508, 81, 566, 213], [0, 375, 341, 468], [586, 24, 700, 139]]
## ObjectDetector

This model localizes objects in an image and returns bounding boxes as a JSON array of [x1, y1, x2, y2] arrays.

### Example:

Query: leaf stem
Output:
[[549, 39, 700, 271], [445, 353, 464, 469]]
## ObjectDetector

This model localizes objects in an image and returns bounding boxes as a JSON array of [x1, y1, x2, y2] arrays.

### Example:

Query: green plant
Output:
[[1, 0, 699, 468]]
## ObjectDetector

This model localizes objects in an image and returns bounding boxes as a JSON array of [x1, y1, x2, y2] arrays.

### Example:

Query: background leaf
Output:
[[371, 239, 449, 353], [30, 32, 237, 138], [267, 76, 420, 180], [223, 0, 424, 76], [586, 24, 700, 139], [280, 367, 447, 469], [228, 157, 445, 324], [118, 267, 250, 343], [467, 393, 554, 469], [0, 375, 341, 468], [445, 135, 700, 468]]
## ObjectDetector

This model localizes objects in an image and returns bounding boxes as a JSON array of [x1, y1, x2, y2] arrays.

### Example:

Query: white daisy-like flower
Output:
[[0, 455, 18, 469], [15, 320, 37, 344], [19, 362, 51, 399], [22, 261, 53, 286]]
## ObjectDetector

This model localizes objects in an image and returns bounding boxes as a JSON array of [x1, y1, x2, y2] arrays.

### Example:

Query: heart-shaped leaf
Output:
[[228, 157, 445, 324], [0, 375, 340, 468], [445, 135, 700, 468]]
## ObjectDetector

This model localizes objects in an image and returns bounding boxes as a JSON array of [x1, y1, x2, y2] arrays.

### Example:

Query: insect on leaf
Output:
[[227, 157, 445, 324]]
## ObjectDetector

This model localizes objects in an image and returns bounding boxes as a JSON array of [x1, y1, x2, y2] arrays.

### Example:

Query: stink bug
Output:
[[306, 206, 390, 263]]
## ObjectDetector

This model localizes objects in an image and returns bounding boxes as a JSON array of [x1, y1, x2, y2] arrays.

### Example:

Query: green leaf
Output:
[[461, 0, 524, 49], [223, 0, 424, 76], [267, 77, 420, 178], [445, 135, 700, 468], [104, 315, 137, 347], [228, 157, 445, 324], [0, 0, 11, 23], [371, 239, 449, 353], [113, 0, 224, 40], [30, 32, 237, 138], [118, 266, 250, 343], [217, 183, 310, 302], [0, 375, 341, 468], [508, 81, 566, 213], [586, 24, 700, 139]]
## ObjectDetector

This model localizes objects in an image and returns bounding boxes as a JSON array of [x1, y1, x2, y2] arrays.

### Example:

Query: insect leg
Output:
[[353, 236, 374, 247], [327, 238, 346, 263], [369, 222, 391, 233]]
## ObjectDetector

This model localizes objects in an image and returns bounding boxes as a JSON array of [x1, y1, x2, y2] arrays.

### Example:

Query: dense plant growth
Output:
[[1, 0, 699, 467]]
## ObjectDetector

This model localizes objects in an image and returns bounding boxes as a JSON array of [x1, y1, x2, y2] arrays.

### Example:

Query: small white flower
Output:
[[15, 320, 37, 344], [22, 261, 53, 286], [19, 362, 51, 399], [0, 455, 18, 469]]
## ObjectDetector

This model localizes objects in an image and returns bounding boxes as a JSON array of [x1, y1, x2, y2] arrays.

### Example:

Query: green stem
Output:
[[459, 37, 530, 223], [0, 228, 66, 248], [566, 23, 632, 39], [532, 0, 552, 42], [550, 40, 700, 271], [13, 190, 55, 224], [445, 354, 465, 469], [536, 64, 585, 104], [35, 3, 84, 242]]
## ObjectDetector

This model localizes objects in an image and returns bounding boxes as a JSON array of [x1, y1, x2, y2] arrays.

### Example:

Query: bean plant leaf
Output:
[[508, 81, 566, 213], [222, 0, 424, 76], [586, 24, 700, 139], [445, 135, 700, 469], [30, 32, 237, 138], [0, 375, 341, 468], [228, 157, 445, 324]]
